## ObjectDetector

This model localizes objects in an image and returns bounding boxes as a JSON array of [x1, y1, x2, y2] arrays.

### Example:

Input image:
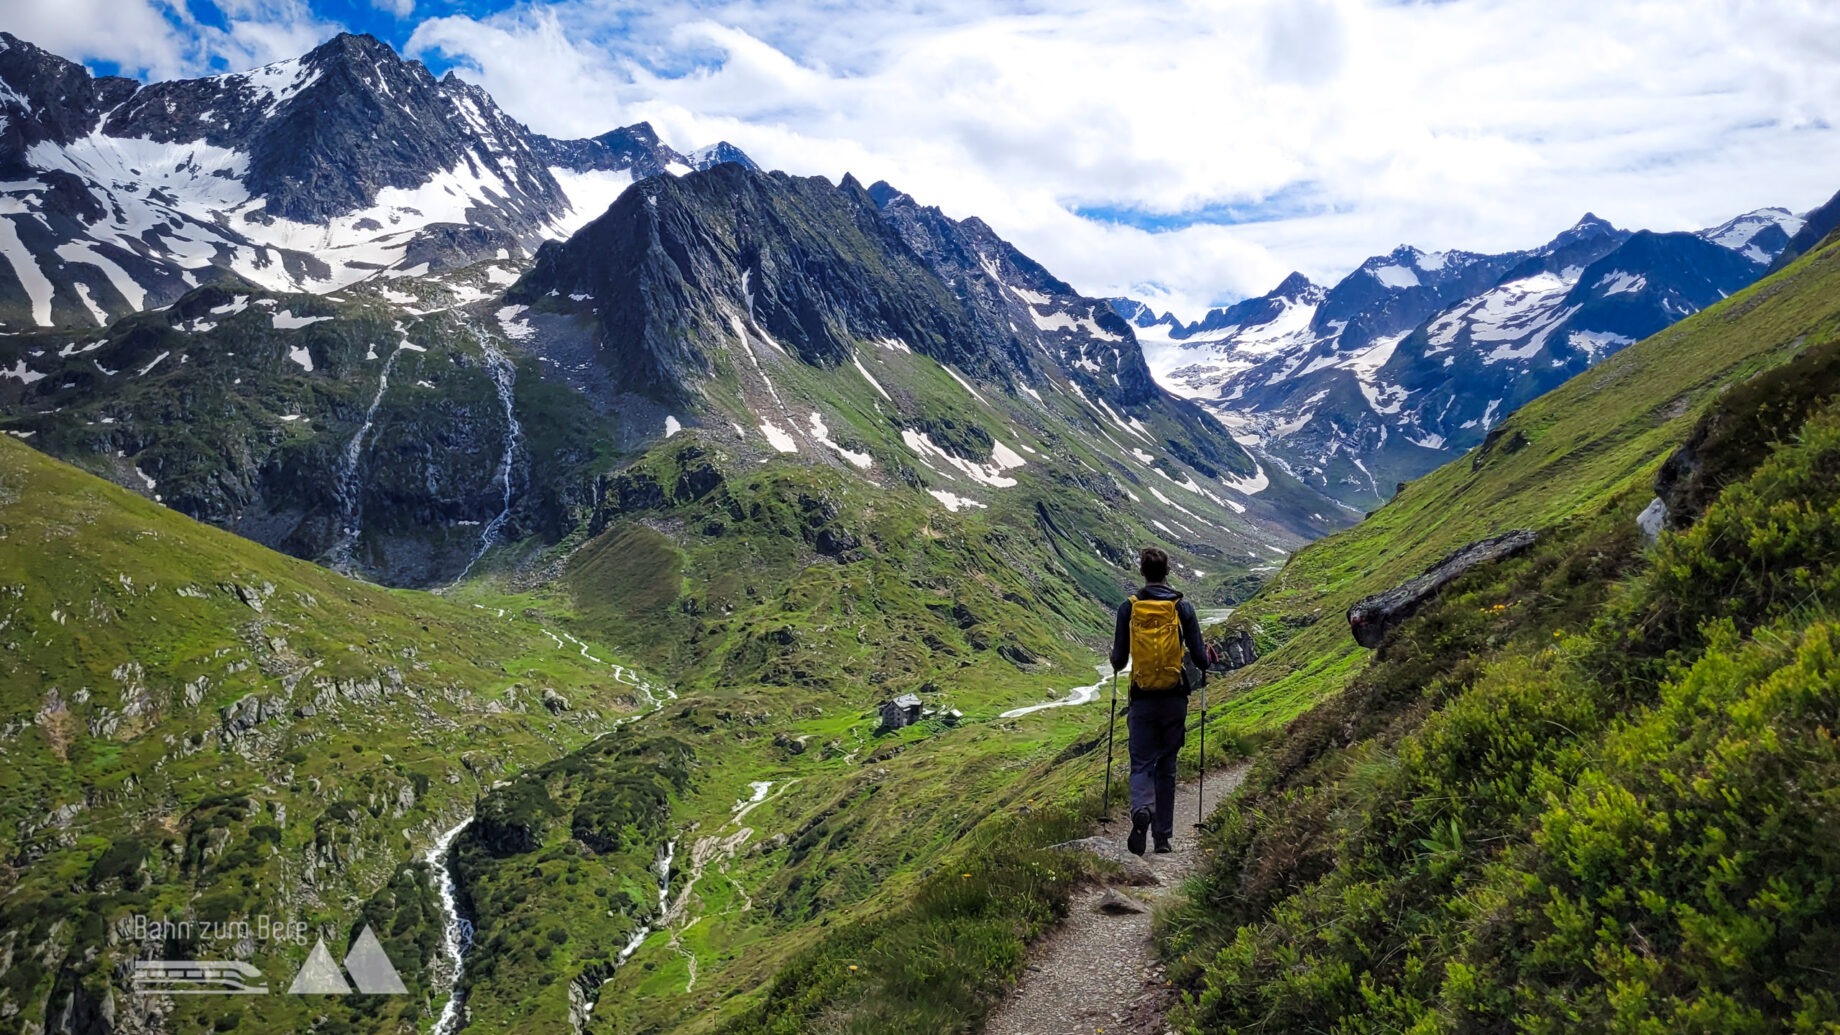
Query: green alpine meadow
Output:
[[2, 10, 1839, 1035]]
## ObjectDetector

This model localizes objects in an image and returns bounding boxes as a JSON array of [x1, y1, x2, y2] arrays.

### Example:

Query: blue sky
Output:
[[12, 0, 1840, 318]]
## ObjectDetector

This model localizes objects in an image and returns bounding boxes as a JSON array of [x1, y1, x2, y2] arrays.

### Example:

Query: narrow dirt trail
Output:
[[984, 766, 1249, 1035]]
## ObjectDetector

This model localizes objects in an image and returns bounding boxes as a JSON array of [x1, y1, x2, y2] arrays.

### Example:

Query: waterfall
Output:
[[584, 837, 675, 1019], [328, 346, 405, 572], [428, 819, 474, 1035], [455, 328, 525, 582]]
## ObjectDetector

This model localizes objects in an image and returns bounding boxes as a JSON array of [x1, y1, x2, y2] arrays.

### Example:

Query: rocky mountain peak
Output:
[[1106, 297, 1181, 330], [1271, 271, 1321, 301], [532, 119, 692, 179], [866, 179, 911, 209], [1548, 212, 1621, 249], [306, 30, 403, 70], [688, 141, 759, 171], [0, 32, 138, 165], [602, 120, 664, 151]]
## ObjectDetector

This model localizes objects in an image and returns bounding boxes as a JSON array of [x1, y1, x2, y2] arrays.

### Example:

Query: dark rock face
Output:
[[1347, 529, 1537, 648], [512, 166, 981, 401], [1772, 187, 1840, 273], [0, 34, 138, 170], [870, 178, 1232, 438], [533, 121, 687, 179], [509, 163, 1255, 478], [220, 694, 286, 737], [1212, 628, 1257, 670]]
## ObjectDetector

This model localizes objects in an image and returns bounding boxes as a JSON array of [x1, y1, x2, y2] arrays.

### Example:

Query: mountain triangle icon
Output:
[[345, 925, 409, 994], [288, 939, 353, 994]]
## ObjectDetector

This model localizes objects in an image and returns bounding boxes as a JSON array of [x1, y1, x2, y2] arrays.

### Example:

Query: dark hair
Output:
[[1139, 547, 1169, 583]]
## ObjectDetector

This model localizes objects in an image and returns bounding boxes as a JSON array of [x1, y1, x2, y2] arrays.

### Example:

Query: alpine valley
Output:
[[2, 25, 1839, 1035]]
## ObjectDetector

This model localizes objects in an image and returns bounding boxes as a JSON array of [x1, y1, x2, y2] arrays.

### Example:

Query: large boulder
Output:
[[1347, 529, 1537, 648]]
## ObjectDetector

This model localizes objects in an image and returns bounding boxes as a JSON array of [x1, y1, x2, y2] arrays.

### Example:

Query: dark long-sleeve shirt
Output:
[[1110, 583, 1208, 694]]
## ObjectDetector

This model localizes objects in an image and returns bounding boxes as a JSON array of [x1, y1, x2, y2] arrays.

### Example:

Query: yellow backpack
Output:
[[1129, 595, 1185, 692]]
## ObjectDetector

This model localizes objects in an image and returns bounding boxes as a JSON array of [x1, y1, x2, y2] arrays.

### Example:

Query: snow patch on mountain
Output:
[[549, 167, 636, 235], [928, 490, 986, 512], [757, 420, 798, 453], [1370, 264, 1420, 289], [808, 411, 871, 469], [1598, 271, 1646, 296], [900, 429, 1019, 488], [851, 355, 892, 400], [0, 215, 53, 326], [273, 310, 329, 329]]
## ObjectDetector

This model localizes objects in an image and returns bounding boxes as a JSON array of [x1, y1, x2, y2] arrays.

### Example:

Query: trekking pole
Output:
[[1195, 679, 1206, 829], [1102, 670, 1119, 823]]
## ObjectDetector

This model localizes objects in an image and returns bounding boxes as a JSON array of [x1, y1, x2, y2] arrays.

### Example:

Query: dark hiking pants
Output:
[[1127, 693, 1188, 840]]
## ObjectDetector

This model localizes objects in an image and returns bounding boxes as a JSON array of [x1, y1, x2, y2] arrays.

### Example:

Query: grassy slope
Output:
[[438, 436, 1155, 1032], [1154, 233, 1840, 1029], [401, 304, 1310, 1030], [1202, 229, 1840, 749], [0, 434, 651, 1033]]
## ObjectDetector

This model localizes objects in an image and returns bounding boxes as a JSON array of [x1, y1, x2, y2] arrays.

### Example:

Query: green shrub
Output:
[[1162, 400, 1840, 1034]]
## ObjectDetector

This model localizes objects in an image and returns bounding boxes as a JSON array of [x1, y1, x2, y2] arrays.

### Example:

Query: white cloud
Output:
[[372, 0, 416, 20], [4, 0, 188, 78], [407, 0, 1840, 320], [6, 0, 342, 81]]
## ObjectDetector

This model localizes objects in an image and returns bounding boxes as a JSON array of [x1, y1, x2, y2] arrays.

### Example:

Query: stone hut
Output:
[[878, 693, 924, 732]]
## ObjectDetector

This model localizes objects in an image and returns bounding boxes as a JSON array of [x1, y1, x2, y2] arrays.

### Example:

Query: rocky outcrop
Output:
[[1211, 628, 1257, 670], [219, 693, 286, 738], [1347, 529, 1537, 648]]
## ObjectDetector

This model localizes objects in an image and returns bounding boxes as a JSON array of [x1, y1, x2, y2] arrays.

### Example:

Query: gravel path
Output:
[[984, 766, 1248, 1035]]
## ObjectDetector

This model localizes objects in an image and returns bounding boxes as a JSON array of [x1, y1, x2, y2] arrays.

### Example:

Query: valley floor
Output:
[[986, 767, 1247, 1035]]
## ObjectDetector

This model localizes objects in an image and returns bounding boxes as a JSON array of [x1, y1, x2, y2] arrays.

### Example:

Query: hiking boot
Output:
[[1127, 808, 1152, 856], [1153, 838, 1173, 854]]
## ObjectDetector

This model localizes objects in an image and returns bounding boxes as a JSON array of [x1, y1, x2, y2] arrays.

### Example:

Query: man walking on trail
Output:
[[1110, 547, 1208, 855]]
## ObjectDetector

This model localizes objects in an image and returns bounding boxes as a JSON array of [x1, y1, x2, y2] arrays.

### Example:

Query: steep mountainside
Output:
[[1, 163, 1335, 588], [1160, 193, 1840, 1035], [0, 267, 614, 586], [1126, 206, 1807, 510], [506, 162, 1333, 551], [0, 31, 752, 331]]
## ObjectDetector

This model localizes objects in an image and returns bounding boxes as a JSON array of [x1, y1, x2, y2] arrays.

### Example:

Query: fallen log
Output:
[[1347, 529, 1537, 648]]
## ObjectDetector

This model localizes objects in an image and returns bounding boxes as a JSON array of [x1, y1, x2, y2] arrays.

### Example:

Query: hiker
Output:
[[1109, 546, 1207, 855]]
